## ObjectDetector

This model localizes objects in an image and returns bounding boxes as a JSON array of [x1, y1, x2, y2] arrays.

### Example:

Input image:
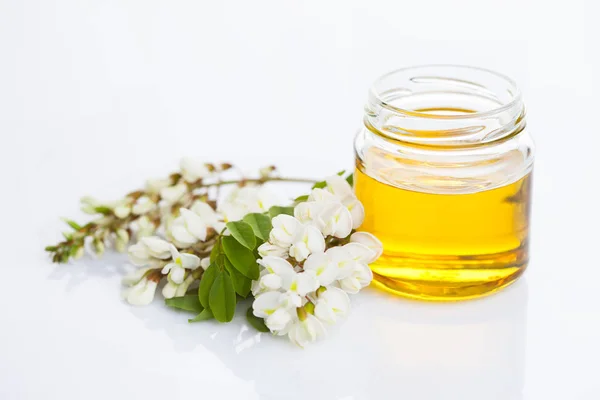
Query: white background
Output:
[[1, 0, 599, 399]]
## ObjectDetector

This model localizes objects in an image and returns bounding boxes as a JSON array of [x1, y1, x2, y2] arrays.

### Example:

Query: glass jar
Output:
[[354, 65, 534, 301]]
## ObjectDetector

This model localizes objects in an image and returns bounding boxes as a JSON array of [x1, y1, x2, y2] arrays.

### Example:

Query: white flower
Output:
[[162, 274, 195, 299], [309, 175, 365, 230], [124, 278, 158, 306], [265, 308, 294, 332], [180, 157, 212, 183], [200, 257, 211, 270], [190, 200, 225, 232], [128, 236, 172, 266], [350, 232, 383, 263], [288, 310, 326, 348], [252, 268, 285, 296], [132, 196, 156, 215], [254, 256, 318, 298], [269, 214, 302, 248], [294, 200, 352, 238], [253, 256, 296, 296], [293, 201, 323, 225], [168, 208, 208, 248], [122, 269, 159, 306], [252, 291, 295, 334], [338, 262, 373, 294], [326, 244, 367, 279], [160, 183, 187, 205], [288, 225, 326, 262], [146, 177, 171, 194], [113, 199, 132, 219], [317, 202, 353, 238], [168, 202, 222, 248], [161, 245, 200, 284], [314, 287, 350, 324], [303, 251, 339, 286], [115, 229, 129, 252], [134, 216, 156, 238], [257, 242, 288, 258], [218, 186, 279, 222], [122, 267, 153, 286]]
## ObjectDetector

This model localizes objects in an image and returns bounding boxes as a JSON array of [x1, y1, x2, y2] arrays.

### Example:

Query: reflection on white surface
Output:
[[126, 278, 527, 400]]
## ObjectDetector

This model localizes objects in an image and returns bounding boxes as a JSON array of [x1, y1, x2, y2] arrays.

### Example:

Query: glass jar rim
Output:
[[369, 64, 523, 120]]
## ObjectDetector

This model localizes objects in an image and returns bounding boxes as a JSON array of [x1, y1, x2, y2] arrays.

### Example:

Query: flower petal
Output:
[[261, 273, 283, 290], [344, 198, 365, 229], [179, 252, 201, 270], [294, 201, 324, 225], [325, 175, 354, 200], [180, 157, 210, 182], [265, 308, 293, 332], [170, 221, 198, 247], [122, 267, 152, 286], [125, 279, 158, 306], [303, 252, 338, 286], [180, 208, 208, 241], [350, 231, 383, 262], [162, 281, 178, 299], [169, 265, 186, 284], [140, 236, 172, 259], [160, 183, 187, 205], [175, 275, 195, 297], [128, 242, 151, 266], [253, 291, 283, 318], [315, 287, 350, 324], [258, 242, 288, 258], [161, 262, 175, 275], [200, 257, 211, 270], [343, 242, 376, 264], [308, 188, 337, 202], [294, 271, 319, 296], [318, 202, 352, 238]]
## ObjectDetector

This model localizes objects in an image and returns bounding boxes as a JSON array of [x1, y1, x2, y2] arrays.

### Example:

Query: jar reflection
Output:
[[363, 279, 527, 399]]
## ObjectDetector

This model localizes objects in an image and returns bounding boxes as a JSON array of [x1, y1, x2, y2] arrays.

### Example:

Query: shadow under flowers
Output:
[[127, 278, 529, 400], [45, 252, 129, 292]]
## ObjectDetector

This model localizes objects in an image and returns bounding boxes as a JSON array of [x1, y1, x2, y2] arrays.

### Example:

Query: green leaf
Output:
[[62, 232, 73, 240], [337, 170, 346, 176], [188, 309, 213, 323], [294, 195, 309, 203], [246, 307, 270, 332], [165, 295, 204, 313], [312, 180, 327, 189], [346, 172, 354, 187], [62, 219, 82, 231], [209, 271, 236, 322], [198, 263, 218, 309], [268, 206, 294, 218], [224, 257, 252, 297], [242, 213, 272, 241], [225, 221, 257, 250], [94, 206, 113, 215], [45, 246, 57, 252], [221, 236, 259, 280]]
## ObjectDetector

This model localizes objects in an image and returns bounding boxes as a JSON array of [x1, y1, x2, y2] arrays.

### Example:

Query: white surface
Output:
[[1, 0, 599, 399]]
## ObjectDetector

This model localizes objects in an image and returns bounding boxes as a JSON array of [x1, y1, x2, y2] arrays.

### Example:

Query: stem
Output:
[[205, 177, 316, 187]]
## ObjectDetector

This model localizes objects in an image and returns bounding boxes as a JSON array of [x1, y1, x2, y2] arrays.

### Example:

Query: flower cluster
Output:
[[252, 175, 382, 347], [46, 159, 383, 348]]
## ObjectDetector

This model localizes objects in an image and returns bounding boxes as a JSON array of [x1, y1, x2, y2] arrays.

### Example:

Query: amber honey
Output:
[[355, 166, 531, 300]]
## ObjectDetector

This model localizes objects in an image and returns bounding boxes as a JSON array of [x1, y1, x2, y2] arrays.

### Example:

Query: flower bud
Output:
[[93, 238, 105, 257]]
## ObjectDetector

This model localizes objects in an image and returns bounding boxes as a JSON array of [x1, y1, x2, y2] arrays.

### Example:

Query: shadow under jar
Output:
[[354, 65, 534, 301]]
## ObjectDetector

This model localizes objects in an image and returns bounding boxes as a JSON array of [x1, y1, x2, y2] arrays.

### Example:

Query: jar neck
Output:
[[364, 65, 526, 148]]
